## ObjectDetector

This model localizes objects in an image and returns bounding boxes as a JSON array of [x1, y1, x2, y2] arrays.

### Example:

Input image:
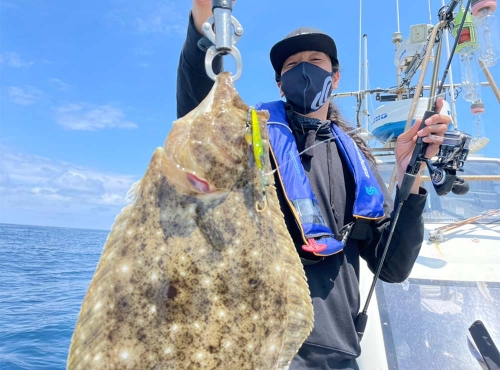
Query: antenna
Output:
[[442, 0, 459, 129], [396, 0, 401, 32], [428, 0, 433, 24], [363, 34, 369, 131], [358, 0, 363, 92]]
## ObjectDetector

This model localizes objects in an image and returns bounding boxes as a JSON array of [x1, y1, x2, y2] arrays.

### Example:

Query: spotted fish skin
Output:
[[67, 72, 314, 370]]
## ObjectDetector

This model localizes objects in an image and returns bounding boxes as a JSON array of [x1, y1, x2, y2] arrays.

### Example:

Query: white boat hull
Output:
[[371, 98, 452, 142]]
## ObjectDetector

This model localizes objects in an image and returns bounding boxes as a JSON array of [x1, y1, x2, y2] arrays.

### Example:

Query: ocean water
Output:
[[0, 223, 109, 370]]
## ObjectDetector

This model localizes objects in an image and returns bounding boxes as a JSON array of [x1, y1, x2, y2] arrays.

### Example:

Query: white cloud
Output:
[[0, 52, 34, 68], [0, 145, 139, 230], [7, 86, 44, 105], [51, 171, 105, 194], [55, 103, 138, 131], [49, 78, 71, 91], [109, 0, 185, 36], [134, 13, 184, 35], [101, 193, 128, 206], [0, 171, 10, 186]]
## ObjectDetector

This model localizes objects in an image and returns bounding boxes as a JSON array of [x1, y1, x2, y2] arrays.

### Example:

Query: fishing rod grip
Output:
[[399, 109, 435, 201], [355, 312, 368, 341]]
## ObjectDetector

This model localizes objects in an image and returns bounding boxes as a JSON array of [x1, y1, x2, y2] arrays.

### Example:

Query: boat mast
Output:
[[357, 0, 363, 128], [428, 0, 433, 24], [393, 0, 404, 99], [363, 34, 369, 131], [358, 0, 362, 93], [356, 0, 371, 132]]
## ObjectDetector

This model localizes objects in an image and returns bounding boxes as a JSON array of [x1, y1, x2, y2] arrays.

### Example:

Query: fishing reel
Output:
[[421, 130, 472, 196], [356, 0, 480, 343]]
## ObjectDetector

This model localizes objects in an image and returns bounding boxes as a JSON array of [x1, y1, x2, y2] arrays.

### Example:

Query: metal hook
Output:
[[205, 45, 243, 82], [202, 14, 244, 81], [255, 197, 267, 213], [202, 15, 243, 50]]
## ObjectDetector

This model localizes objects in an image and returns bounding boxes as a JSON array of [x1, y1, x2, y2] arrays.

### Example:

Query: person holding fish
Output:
[[176, 1, 451, 369]]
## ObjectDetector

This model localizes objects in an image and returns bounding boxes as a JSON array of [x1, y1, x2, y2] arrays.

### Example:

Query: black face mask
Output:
[[280, 62, 334, 115]]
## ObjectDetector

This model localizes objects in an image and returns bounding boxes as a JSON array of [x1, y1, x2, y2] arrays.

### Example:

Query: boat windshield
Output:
[[377, 159, 500, 224], [376, 279, 500, 370]]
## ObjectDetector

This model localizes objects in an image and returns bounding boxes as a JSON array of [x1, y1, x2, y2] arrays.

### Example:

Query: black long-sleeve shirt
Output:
[[176, 14, 428, 370]]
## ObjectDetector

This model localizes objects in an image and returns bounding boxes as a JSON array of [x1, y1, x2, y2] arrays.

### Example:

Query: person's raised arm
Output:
[[192, 0, 214, 34], [176, 0, 227, 118]]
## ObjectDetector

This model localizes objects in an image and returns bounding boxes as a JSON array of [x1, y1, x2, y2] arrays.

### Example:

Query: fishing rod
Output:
[[355, 0, 474, 340]]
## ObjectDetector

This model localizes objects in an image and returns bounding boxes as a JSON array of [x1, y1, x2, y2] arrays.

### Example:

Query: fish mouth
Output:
[[162, 146, 229, 198], [186, 172, 212, 193], [164, 165, 228, 199], [162, 72, 251, 197], [163, 123, 244, 197]]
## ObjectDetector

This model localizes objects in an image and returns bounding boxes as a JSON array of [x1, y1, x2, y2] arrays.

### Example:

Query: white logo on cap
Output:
[[311, 76, 333, 110]]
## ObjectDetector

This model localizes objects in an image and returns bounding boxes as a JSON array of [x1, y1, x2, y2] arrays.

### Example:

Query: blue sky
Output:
[[1, 0, 499, 230]]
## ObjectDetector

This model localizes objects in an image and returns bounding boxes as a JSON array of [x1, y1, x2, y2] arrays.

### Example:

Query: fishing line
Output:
[[261, 91, 450, 179], [261, 126, 365, 178], [165, 96, 452, 195]]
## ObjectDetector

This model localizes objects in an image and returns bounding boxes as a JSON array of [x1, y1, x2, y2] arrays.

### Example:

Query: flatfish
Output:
[[67, 72, 314, 370]]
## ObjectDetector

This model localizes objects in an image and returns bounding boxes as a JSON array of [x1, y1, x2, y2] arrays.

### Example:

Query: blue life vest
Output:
[[255, 101, 385, 257]]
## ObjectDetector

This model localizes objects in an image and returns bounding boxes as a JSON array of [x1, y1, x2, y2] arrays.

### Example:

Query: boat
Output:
[[357, 155, 500, 370], [333, 1, 500, 368], [371, 98, 452, 143]]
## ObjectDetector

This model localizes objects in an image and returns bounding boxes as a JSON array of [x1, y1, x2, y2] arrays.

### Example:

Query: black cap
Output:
[[270, 27, 339, 81]]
